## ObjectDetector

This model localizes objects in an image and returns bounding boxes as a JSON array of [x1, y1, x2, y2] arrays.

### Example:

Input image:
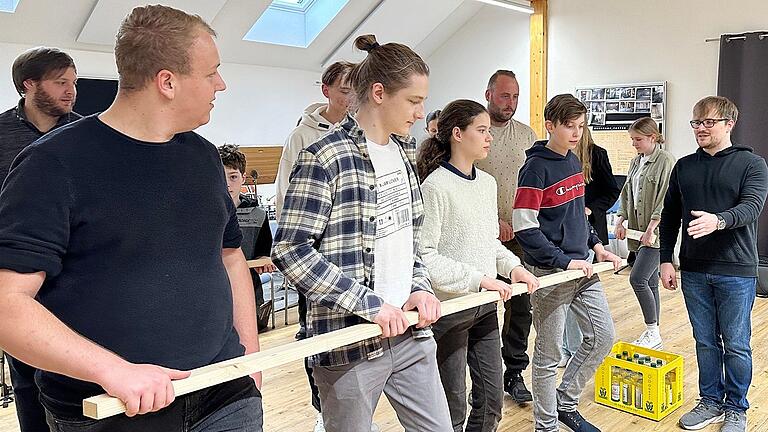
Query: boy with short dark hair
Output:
[[513, 94, 622, 432], [218, 144, 275, 331]]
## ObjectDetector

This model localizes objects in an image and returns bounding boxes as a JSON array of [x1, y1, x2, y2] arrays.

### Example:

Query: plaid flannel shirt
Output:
[[272, 114, 433, 367]]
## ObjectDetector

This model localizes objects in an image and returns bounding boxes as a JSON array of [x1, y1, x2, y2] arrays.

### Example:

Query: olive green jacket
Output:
[[616, 145, 676, 249]]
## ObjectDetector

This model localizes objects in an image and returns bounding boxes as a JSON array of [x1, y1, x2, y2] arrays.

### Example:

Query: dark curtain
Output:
[[717, 32, 768, 274]]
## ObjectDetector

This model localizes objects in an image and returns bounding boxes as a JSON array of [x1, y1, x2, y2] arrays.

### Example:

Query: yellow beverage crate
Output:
[[594, 341, 683, 421]]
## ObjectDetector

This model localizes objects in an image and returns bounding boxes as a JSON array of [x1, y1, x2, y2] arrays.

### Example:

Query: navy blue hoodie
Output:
[[513, 140, 601, 269], [659, 145, 768, 277]]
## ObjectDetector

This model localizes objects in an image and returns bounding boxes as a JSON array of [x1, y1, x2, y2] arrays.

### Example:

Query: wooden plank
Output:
[[529, 0, 547, 139], [611, 227, 656, 243], [82, 261, 622, 420], [246, 257, 272, 268]]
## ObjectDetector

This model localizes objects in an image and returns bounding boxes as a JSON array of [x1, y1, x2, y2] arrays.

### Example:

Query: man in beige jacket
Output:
[[475, 69, 538, 404]]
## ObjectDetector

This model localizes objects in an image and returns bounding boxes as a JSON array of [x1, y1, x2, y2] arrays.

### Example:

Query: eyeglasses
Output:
[[689, 118, 729, 129]]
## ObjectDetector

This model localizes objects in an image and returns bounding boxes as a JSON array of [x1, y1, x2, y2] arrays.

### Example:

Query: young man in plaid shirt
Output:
[[273, 34, 451, 432]]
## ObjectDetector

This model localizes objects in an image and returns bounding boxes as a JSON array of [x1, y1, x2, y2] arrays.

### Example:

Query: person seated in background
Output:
[[219, 144, 275, 331]]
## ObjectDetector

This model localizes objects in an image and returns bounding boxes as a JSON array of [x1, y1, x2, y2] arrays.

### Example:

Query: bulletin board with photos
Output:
[[575, 81, 666, 174]]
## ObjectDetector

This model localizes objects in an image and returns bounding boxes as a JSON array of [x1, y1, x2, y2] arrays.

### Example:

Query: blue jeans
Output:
[[680, 271, 756, 412]]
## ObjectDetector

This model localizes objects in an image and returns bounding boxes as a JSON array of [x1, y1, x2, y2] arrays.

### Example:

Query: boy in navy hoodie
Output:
[[513, 94, 621, 432]]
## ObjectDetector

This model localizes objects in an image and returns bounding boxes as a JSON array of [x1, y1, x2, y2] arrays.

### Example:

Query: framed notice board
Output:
[[575, 81, 666, 174]]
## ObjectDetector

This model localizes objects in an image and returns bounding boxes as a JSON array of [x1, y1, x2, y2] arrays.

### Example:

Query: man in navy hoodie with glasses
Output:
[[660, 96, 768, 432]]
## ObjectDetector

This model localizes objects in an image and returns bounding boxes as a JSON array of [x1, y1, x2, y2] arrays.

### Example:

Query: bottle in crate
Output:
[[633, 371, 643, 410], [621, 369, 632, 406], [611, 366, 621, 402], [665, 370, 676, 405]]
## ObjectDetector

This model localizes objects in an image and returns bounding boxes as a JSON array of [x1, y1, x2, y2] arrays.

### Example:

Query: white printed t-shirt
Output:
[[366, 138, 414, 307]]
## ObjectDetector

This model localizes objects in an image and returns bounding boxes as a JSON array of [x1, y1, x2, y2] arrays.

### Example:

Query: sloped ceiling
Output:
[[0, 0, 511, 71]]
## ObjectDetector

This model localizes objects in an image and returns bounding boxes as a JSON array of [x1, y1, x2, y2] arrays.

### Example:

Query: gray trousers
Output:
[[313, 331, 452, 432], [528, 265, 615, 432], [629, 246, 661, 325], [432, 303, 503, 432]]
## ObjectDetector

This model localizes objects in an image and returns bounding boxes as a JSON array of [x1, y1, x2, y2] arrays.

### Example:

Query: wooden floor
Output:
[[2, 271, 768, 431]]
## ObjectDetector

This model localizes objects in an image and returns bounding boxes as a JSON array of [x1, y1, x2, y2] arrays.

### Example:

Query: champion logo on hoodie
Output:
[[514, 173, 586, 210]]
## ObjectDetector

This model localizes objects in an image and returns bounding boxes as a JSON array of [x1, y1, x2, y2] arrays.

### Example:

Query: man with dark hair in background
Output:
[[0, 46, 79, 432], [475, 69, 539, 404], [1, 47, 79, 181]]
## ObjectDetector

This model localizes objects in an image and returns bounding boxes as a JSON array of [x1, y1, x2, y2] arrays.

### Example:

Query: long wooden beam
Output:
[[529, 0, 548, 139], [83, 260, 622, 420]]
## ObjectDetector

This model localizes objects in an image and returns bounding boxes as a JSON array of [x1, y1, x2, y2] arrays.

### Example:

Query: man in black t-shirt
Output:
[[0, 5, 262, 431], [0, 46, 80, 432]]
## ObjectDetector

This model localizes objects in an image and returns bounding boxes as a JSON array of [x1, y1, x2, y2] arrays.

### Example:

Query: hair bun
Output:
[[354, 34, 380, 52]]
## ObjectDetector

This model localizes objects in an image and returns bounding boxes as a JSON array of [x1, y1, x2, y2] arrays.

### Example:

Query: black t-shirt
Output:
[[0, 115, 245, 413]]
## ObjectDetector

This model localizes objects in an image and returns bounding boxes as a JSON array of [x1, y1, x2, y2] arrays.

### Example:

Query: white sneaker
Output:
[[633, 329, 662, 349], [313, 413, 325, 432]]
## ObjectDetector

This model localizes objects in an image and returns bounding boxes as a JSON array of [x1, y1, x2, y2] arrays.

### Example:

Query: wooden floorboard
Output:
[[2, 271, 768, 431]]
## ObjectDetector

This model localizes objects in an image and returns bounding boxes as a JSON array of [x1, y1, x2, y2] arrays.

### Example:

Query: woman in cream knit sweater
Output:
[[417, 99, 539, 432]]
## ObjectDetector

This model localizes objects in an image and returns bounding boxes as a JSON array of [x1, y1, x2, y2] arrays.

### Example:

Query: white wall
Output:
[[0, 41, 323, 148], [547, 0, 768, 159], [422, 5, 532, 142]]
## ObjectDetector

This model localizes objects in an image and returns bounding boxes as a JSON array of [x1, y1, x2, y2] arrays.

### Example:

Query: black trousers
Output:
[[7, 355, 48, 432], [499, 239, 532, 377]]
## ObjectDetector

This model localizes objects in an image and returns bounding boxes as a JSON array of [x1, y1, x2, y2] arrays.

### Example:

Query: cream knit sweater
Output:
[[420, 165, 522, 301]]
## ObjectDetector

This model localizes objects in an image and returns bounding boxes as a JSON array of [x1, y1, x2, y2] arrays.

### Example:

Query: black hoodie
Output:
[[659, 145, 768, 277]]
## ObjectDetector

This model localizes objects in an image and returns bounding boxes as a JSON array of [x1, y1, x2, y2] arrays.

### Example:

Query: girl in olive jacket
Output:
[[615, 117, 675, 349]]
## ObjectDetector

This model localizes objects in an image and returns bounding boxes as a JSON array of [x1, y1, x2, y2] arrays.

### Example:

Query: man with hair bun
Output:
[[0, 45, 80, 432], [274, 34, 451, 432], [0, 5, 262, 431]]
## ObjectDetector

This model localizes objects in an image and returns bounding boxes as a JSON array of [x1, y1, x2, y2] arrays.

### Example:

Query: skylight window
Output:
[[0, 0, 20, 13], [244, 0, 348, 48]]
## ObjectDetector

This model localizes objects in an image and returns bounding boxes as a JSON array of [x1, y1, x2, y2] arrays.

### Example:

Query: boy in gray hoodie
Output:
[[275, 61, 353, 219], [274, 60, 354, 432]]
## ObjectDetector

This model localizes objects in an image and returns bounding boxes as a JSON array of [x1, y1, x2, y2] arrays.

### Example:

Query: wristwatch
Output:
[[716, 214, 726, 230]]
